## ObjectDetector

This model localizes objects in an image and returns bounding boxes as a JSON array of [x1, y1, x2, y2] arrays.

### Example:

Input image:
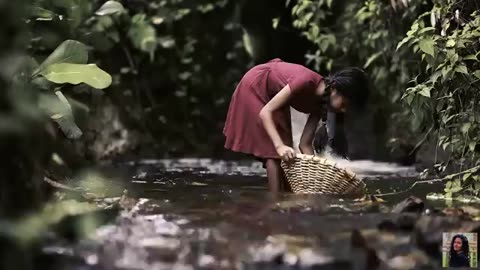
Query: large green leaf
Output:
[[35, 40, 88, 74], [419, 38, 435, 57], [95, 1, 125, 16], [38, 91, 82, 139], [41, 63, 112, 89]]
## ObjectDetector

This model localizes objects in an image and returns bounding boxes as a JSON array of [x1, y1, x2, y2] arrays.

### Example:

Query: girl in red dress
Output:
[[223, 58, 369, 192]]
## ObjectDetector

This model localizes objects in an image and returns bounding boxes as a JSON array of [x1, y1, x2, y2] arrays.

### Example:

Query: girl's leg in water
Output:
[[265, 159, 291, 192]]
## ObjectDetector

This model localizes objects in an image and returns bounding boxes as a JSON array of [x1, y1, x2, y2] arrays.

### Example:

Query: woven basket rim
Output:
[[285, 153, 359, 180], [280, 153, 365, 195]]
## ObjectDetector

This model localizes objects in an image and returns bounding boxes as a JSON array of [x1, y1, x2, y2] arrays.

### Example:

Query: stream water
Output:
[[40, 159, 480, 270]]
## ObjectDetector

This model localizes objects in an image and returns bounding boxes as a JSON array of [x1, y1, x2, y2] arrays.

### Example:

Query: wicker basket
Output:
[[281, 154, 366, 195]]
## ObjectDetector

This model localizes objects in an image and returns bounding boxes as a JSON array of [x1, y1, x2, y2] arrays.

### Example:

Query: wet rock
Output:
[[386, 250, 430, 270], [396, 214, 417, 231], [413, 216, 480, 260], [442, 207, 471, 220], [387, 255, 416, 269], [247, 237, 353, 269], [298, 249, 352, 269], [150, 262, 193, 270], [112, 245, 150, 270], [391, 196, 424, 214], [415, 216, 462, 236], [297, 248, 334, 266], [143, 215, 181, 236], [411, 215, 477, 259], [91, 214, 190, 270], [377, 220, 398, 232], [350, 229, 380, 270], [413, 229, 441, 259], [460, 206, 480, 219], [377, 214, 417, 233], [197, 254, 216, 268], [422, 207, 441, 216], [283, 252, 298, 265], [139, 237, 181, 250], [248, 241, 286, 263]]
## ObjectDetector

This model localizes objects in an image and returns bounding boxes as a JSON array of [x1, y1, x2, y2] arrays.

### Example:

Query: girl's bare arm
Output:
[[259, 84, 295, 159], [299, 113, 321, 155]]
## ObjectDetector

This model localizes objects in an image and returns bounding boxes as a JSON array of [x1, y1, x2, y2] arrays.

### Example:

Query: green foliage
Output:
[[398, 1, 480, 195], [95, 1, 125, 16], [34, 40, 88, 74], [22, 0, 249, 156], [41, 63, 112, 89], [23, 37, 112, 139], [291, 0, 480, 196], [38, 91, 83, 139], [127, 14, 158, 61]]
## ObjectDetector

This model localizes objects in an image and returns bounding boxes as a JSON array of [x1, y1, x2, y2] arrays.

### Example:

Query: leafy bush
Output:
[[27, 0, 249, 157], [290, 0, 480, 196], [398, 0, 480, 196]]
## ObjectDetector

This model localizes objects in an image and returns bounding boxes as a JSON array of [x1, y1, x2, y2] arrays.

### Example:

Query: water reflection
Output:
[[44, 159, 479, 270]]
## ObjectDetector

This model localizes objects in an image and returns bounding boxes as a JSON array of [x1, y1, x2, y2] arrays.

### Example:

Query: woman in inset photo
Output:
[[449, 234, 471, 267]]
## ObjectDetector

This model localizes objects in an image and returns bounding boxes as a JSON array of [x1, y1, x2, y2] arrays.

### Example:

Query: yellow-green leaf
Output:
[[455, 64, 468, 74], [419, 38, 435, 56], [464, 55, 477, 61], [461, 123, 471, 134], [364, 52, 382, 68], [128, 14, 157, 60], [35, 40, 88, 74], [272, 18, 280, 29], [442, 66, 452, 81], [30, 6, 57, 21], [418, 86, 431, 98], [446, 39, 455, 48], [418, 27, 435, 34], [431, 71, 442, 84], [474, 70, 480, 79], [41, 63, 112, 89], [242, 32, 254, 58], [446, 181, 452, 189], [406, 94, 414, 105], [469, 142, 476, 152], [396, 36, 412, 51], [197, 4, 215, 13], [95, 1, 125, 16]]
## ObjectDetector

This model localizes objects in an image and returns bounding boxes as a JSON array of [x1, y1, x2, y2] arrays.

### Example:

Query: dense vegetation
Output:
[[290, 0, 480, 197]]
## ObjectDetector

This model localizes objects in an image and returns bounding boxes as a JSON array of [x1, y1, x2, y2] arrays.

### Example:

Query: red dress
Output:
[[223, 58, 325, 159]]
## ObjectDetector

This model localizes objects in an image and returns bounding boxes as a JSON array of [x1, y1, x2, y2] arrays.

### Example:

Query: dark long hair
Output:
[[324, 67, 370, 110], [449, 234, 470, 259]]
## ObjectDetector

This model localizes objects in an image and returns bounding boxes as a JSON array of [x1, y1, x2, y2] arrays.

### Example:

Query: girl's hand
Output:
[[276, 145, 296, 162]]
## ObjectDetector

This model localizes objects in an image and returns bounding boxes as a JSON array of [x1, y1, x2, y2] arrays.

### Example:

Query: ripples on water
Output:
[[42, 158, 480, 270], [125, 157, 419, 178]]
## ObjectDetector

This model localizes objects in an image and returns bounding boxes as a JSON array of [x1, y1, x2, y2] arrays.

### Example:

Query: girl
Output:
[[449, 234, 471, 267], [223, 58, 369, 192]]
